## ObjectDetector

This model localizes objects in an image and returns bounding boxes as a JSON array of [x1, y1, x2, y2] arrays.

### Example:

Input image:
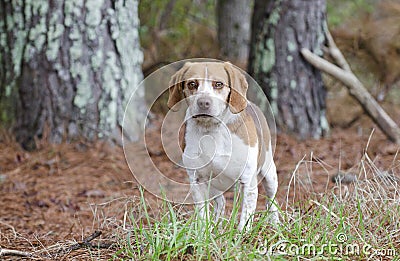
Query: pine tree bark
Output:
[[248, 0, 329, 139], [217, 0, 252, 66], [0, 0, 144, 150]]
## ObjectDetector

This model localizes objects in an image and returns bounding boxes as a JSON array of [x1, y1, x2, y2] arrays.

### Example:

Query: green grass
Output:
[[112, 154, 400, 260]]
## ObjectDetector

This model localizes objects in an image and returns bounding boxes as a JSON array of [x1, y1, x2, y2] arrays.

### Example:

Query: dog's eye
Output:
[[213, 81, 224, 89], [187, 81, 198, 89]]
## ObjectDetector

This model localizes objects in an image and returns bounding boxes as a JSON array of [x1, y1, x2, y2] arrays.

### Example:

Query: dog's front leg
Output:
[[191, 183, 209, 218], [188, 171, 210, 219], [238, 176, 258, 231], [213, 194, 226, 221], [259, 160, 279, 224]]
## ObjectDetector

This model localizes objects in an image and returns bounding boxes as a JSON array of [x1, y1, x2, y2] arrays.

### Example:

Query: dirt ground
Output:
[[0, 106, 399, 259]]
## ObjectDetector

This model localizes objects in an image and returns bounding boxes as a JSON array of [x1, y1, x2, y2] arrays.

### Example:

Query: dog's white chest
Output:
[[183, 121, 258, 191]]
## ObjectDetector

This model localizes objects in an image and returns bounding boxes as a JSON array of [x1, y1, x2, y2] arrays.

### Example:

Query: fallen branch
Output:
[[325, 30, 351, 72], [301, 37, 400, 144], [0, 247, 32, 257], [64, 231, 114, 253]]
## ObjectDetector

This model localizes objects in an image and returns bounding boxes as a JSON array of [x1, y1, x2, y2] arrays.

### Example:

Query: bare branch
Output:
[[301, 48, 400, 144], [325, 30, 351, 72]]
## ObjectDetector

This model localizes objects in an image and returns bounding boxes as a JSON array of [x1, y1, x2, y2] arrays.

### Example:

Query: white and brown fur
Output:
[[168, 62, 279, 230]]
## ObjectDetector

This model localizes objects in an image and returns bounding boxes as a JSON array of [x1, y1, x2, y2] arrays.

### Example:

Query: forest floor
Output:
[[0, 100, 400, 259]]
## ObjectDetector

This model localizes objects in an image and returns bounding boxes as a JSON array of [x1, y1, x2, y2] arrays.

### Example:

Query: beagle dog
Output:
[[167, 62, 278, 230]]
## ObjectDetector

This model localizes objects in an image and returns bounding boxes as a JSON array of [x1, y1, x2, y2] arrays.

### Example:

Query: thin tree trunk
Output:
[[0, 0, 144, 150], [217, 0, 252, 66], [248, 0, 329, 139]]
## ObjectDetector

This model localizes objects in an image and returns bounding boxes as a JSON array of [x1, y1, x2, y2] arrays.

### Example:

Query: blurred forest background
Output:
[[139, 0, 400, 139], [0, 0, 399, 259], [0, 0, 399, 147]]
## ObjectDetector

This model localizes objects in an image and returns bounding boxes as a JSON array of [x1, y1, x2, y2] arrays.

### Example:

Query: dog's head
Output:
[[167, 62, 248, 121]]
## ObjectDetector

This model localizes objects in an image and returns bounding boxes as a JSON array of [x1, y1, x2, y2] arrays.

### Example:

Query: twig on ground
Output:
[[64, 231, 114, 253], [0, 247, 32, 257], [0, 220, 18, 238], [309, 200, 340, 220]]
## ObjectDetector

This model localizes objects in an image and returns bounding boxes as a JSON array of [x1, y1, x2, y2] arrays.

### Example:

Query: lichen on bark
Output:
[[0, 0, 144, 148], [250, 0, 283, 120], [249, 0, 329, 139]]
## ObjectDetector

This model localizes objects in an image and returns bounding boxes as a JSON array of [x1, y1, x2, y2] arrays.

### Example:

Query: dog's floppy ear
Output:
[[224, 62, 248, 114], [167, 62, 192, 111]]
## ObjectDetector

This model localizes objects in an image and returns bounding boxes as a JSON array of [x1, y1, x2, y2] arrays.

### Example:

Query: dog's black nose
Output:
[[197, 97, 212, 110]]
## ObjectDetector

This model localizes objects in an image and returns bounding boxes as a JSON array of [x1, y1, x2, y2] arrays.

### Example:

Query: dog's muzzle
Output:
[[192, 96, 214, 119], [197, 97, 212, 111]]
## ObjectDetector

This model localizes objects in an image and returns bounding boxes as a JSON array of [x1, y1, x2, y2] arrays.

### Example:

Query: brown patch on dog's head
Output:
[[169, 61, 248, 113], [167, 62, 192, 111], [224, 62, 248, 114]]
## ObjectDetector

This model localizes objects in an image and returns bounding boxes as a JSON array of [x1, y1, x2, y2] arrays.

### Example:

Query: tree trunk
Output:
[[0, 0, 144, 150], [248, 0, 329, 139], [217, 0, 252, 66]]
